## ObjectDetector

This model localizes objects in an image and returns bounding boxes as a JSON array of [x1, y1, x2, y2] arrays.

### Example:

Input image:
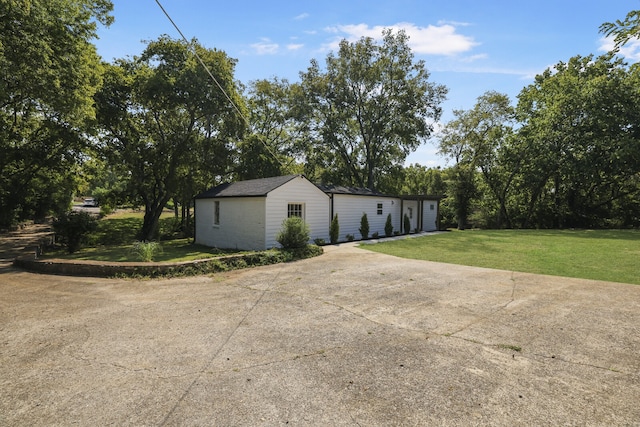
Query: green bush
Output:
[[276, 217, 310, 249], [385, 213, 393, 237], [359, 212, 369, 239], [329, 213, 340, 244], [53, 211, 98, 253], [131, 241, 162, 262], [404, 213, 411, 235], [346, 234, 355, 241]]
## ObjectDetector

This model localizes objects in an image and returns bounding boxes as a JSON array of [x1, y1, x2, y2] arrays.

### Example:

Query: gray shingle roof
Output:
[[195, 175, 299, 199], [315, 184, 389, 197]]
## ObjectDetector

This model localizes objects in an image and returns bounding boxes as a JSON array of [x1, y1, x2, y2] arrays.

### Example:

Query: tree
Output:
[[95, 36, 245, 240], [437, 91, 517, 228], [515, 54, 640, 228], [600, 9, 640, 51], [237, 78, 304, 180], [0, 0, 113, 227], [297, 29, 447, 190]]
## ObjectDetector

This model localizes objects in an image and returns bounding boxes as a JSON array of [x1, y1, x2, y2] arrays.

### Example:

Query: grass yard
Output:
[[48, 209, 236, 262], [364, 229, 640, 285], [51, 238, 232, 262]]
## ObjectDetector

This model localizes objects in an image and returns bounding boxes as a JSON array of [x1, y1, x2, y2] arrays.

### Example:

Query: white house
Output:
[[194, 175, 441, 250]]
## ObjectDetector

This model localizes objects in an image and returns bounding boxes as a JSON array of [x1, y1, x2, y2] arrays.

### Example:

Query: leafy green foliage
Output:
[[53, 211, 98, 253], [329, 214, 340, 244], [385, 214, 393, 237], [130, 241, 162, 262], [94, 36, 245, 241], [297, 29, 447, 190], [403, 213, 411, 235], [359, 213, 369, 239], [276, 217, 311, 249], [0, 0, 113, 228]]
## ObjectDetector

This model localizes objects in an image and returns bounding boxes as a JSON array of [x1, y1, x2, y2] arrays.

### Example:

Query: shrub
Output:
[[346, 234, 355, 241], [385, 213, 393, 237], [314, 238, 326, 245], [276, 217, 310, 249], [404, 213, 411, 235], [52, 211, 98, 253], [329, 213, 340, 244], [372, 231, 379, 239], [131, 241, 162, 262], [359, 212, 369, 239]]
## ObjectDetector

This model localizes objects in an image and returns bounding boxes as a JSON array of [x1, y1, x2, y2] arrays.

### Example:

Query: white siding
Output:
[[402, 200, 420, 233], [265, 176, 330, 248], [195, 197, 266, 250], [422, 199, 439, 231], [332, 195, 402, 240]]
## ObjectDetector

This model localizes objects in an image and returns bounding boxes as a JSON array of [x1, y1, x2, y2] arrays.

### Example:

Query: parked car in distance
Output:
[[83, 198, 98, 207]]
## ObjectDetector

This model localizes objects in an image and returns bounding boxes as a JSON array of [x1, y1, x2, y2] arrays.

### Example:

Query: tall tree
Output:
[[0, 0, 113, 227], [438, 91, 517, 228], [515, 54, 640, 228], [95, 36, 245, 240], [237, 77, 303, 180], [297, 29, 447, 190]]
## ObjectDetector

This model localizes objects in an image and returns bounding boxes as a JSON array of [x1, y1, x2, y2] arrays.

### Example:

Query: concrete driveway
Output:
[[1, 242, 639, 426]]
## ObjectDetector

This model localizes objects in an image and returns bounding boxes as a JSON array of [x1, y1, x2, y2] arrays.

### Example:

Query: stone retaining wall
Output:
[[13, 254, 248, 278]]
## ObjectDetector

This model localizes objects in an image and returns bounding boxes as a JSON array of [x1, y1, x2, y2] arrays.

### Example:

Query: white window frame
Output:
[[287, 202, 305, 219]]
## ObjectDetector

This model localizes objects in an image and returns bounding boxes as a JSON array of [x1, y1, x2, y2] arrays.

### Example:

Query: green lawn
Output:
[[51, 238, 233, 262], [48, 210, 238, 262], [363, 229, 640, 285]]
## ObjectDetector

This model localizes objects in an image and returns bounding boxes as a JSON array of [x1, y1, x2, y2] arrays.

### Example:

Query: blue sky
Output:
[[95, 1, 640, 167]]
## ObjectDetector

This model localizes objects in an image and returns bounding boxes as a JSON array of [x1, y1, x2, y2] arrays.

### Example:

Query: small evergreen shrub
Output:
[[52, 211, 98, 253], [329, 213, 340, 244], [359, 212, 369, 239], [372, 232, 379, 238], [404, 213, 411, 235], [346, 234, 355, 241], [314, 238, 326, 245], [385, 213, 393, 237], [276, 217, 310, 249]]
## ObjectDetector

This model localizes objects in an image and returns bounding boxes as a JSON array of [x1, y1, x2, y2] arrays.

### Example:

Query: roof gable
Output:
[[195, 175, 299, 199]]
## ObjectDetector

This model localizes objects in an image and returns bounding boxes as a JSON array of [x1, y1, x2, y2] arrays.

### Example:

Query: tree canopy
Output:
[[94, 35, 245, 240], [0, 0, 113, 227], [297, 29, 447, 191]]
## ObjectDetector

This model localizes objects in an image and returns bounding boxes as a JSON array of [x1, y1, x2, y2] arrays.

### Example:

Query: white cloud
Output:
[[251, 38, 279, 55], [598, 36, 640, 61], [287, 43, 304, 51], [323, 22, 479, 56], [294, 13, 309, 20]]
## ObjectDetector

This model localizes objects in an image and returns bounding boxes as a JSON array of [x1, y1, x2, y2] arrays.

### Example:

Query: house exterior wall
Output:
[[402, 199, 420, 233], [195, 197, 266, 250], [331, 194, 402, 240], [265, 176, 330, 248], [422, 199, 439, 231]]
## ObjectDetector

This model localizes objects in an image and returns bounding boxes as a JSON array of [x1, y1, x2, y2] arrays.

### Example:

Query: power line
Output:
[[153, 0, 285, 167]]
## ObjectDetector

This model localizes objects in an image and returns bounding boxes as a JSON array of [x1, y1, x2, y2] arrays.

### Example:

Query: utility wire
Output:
[[154, 0, 285, 166]]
